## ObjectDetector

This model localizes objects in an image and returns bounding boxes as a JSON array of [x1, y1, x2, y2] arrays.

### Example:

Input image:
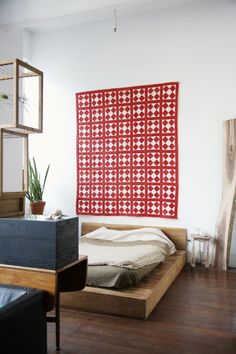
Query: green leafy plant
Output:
[[0, 92, 9, 101], [26, 157, 50, 202]]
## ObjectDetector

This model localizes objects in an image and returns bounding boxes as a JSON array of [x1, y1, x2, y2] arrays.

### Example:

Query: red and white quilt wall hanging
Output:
[[76, 82, 179, 218]]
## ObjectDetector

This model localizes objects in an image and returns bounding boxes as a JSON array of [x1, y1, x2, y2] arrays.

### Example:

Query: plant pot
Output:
[[30, 201, 46, 215]]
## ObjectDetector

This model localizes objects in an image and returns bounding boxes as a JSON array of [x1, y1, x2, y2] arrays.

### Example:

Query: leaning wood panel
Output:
[[61, 251, 186, 319], [81, 223, 187, 250], [215, 119, 236, 269]]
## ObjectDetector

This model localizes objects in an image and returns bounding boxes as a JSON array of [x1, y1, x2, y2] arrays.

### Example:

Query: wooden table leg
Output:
[[46, 257, 87, 350], [191, 239, 196, 267], [46, 280, 61, 351], [55, 284, 60, 351], [198, 240, 201, 264], [205, 239, 210, 268]]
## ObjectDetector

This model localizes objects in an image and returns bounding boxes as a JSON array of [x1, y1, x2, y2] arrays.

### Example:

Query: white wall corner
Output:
[[0, 28, 24, 60], [22, 29, 32, 63]]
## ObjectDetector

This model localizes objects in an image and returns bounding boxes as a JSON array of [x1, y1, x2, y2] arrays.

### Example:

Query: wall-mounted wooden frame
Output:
[[0, 58, 43, 133], [0, 129, 28, 195]]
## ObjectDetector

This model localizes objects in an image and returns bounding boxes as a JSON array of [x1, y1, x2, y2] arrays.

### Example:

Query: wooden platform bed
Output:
[[61, 223, 187, 319]]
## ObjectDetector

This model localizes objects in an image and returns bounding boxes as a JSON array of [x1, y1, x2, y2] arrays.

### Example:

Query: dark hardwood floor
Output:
[[48, 265, 236, 354]]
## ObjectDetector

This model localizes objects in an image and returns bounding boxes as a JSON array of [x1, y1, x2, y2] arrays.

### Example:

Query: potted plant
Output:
[[26, 158, 50, 215]]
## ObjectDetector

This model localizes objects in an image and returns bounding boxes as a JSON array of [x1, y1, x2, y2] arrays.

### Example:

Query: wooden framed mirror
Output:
[[0, 129, 28, 217], [0, 129, 28, 194]]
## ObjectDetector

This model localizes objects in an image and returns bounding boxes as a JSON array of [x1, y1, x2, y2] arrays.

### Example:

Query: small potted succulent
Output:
[[26, 158, 50, 215]]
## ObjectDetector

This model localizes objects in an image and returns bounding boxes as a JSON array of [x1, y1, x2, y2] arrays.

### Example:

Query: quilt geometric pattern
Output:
[[76, 82, 179, 218]]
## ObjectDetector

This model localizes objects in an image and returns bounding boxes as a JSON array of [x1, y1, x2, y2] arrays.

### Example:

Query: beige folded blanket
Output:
[[80, 227, 176, 269]]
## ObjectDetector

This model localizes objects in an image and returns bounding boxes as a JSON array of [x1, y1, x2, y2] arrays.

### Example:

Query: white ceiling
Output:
[[0, 0, 199, 32]]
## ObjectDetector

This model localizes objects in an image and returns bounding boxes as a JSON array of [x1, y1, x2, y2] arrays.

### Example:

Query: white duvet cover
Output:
[[80, 227, 176, 269]]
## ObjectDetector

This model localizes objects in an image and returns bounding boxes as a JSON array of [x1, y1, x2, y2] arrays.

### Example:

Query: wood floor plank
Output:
[[48, 265, 236, 354]]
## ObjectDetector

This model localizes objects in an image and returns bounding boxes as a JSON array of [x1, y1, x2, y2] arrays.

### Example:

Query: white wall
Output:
[[0, 29, 23, 58], [27, 0, 236, 243]]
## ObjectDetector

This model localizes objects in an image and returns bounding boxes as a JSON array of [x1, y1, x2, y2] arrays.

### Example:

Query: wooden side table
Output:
[[191, 234, 210, 268], [0, 256, 87, 351], [0, 216, 86, 350]]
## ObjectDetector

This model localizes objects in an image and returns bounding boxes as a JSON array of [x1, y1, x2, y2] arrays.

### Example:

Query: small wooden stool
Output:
[[191, 234, 210, 268]]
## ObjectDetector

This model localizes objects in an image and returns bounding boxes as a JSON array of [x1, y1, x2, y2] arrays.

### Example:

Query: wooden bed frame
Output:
[[61, 223, 187, 319]]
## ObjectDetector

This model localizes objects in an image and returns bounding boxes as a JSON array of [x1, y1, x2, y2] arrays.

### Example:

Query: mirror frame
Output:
[[0, 128, 28, 195]]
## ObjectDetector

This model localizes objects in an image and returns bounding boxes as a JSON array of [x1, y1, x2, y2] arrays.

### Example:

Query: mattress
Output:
[[81, 226, 177, 289], [86, 262, 160, 289]]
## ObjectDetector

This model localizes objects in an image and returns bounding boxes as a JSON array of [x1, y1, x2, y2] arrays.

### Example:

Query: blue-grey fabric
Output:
[[0, 284, 47, 354], [0, 285, 27, 308], [86, 262, 160, 289]]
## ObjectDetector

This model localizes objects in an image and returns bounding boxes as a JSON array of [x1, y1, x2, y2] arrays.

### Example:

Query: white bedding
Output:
[[80, 227, 176, 269]]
